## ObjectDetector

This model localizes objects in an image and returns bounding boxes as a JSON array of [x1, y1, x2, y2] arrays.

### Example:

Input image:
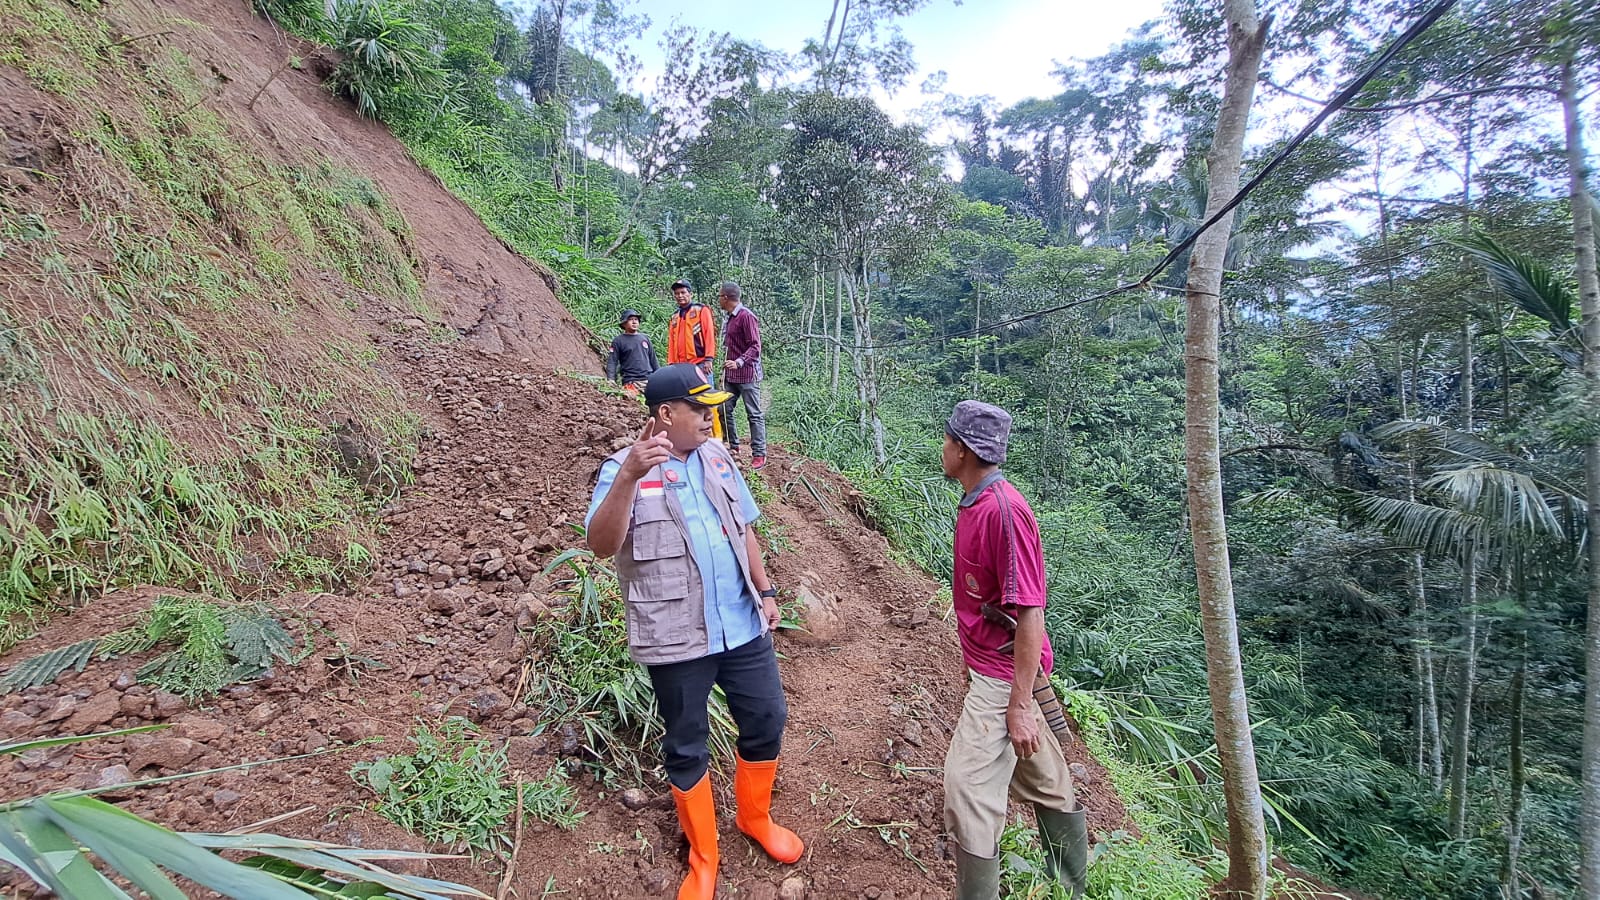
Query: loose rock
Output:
[[128, 737, 204, 772], [245, 702, 283, 730], [152, 690, 187, 718]]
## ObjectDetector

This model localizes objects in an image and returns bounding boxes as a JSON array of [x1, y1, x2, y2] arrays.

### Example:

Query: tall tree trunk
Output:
[[1182, 4, 1269, 897], [1501, 614, 1527, 898], [855, 253, 887, 465], [1448, 321, 1479, 839], [1562, 59, 1600, 899], [1415, 550, 1445, 791], [972, 284, 982, 385], [831, 266, 844, 395], [805, 262, 819, 377], [1501, 658, 1526, 899]]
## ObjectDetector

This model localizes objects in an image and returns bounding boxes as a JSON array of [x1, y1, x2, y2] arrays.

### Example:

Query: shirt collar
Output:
[[730, 303, 747, 318], [958, 470, 1007, 508]]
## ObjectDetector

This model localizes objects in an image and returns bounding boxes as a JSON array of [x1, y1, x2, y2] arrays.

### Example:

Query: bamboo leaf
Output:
[[36, 798, 186, 900], [39, 796, 314, 899], [1, 724, 168, 756], [7, 805, 131, 899]]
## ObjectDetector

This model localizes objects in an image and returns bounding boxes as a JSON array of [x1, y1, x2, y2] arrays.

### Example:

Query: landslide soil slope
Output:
[[0, 317, 1129, 898], [0, 1, 1130, 897]]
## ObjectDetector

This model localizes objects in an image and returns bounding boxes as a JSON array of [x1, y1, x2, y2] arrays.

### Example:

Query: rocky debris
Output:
[[891, 602, 932, 629], [791, 572, 843, 642], [244, 702, 282, 730], [901, 720, 924, 747], [1069, 762, 1092, 786], [76, 764, 135, 800], [463, 687, 511, 723], [642, 869, 671, 895], [303, 730, 331, 753], [43, 696, 76, 723], [618, 788, 651, 812], [334, 719, 382, 742], [427, 591, 463, 616], [176, 717, 228, 743], [119, 689, 153, 718], [779, 877, 808, 900], [65, 685, 121, 730], [514, 594, 550, 630], [0, 709, 38, 738], [210, 788, 243, 812], [128, 737, 204, 773], [151, 690, 186, 719]]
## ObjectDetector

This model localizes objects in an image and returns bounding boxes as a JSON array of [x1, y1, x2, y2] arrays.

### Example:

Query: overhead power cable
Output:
[[847, 0, 1459, 352]]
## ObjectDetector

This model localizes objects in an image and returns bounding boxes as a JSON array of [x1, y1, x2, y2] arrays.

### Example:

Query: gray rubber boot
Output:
[[1035, 805, 1089, 898], [954, 845, 1002, 900]]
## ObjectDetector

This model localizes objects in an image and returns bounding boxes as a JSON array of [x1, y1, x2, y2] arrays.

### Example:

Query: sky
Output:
[[623, 0, 1167, 121]]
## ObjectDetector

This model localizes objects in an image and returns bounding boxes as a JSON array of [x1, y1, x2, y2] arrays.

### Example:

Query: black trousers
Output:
[[647, 632, 787, 790]]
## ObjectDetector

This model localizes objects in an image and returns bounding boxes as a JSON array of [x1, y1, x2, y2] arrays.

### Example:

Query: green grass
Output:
[[0, 5, 428, 647], [528, 549, 738, 787], [352, 719, 522, 855]]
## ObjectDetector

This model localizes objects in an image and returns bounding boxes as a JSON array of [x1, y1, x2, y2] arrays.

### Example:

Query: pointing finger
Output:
[[638, 417, 657, 441]]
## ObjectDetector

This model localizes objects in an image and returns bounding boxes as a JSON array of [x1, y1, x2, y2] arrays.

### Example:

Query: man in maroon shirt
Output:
[[718, 281, 767, 469], [941, 400, 1088, 899]]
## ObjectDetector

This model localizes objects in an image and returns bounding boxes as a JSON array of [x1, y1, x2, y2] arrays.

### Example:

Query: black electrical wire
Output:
[[845, 0, 1460, 352]]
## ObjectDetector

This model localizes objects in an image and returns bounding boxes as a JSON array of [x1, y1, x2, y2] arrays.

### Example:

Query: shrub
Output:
[[328, 0, 443, 122], [352, 718, 516, 854]]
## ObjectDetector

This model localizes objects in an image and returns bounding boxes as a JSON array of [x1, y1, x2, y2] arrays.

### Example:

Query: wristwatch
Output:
[[759, 587, 778, 599]]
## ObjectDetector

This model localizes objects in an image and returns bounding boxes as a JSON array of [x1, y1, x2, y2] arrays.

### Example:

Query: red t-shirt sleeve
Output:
[[991, 486, 1047, 609]]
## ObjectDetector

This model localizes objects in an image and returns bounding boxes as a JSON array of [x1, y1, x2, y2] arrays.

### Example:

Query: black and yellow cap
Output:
[[644, 363, 732, 408]]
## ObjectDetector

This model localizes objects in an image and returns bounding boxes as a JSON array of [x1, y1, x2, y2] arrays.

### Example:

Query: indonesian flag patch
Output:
[[639, 480, 664, 498]]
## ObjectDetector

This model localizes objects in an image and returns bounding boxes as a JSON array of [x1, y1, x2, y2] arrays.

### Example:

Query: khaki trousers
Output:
[[943, 670, 1076, 858]]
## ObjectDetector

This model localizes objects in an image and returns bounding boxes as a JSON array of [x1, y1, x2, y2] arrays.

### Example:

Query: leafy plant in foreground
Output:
[[99, 596, 298, 701], [1, 596, 297, 700], [519, 765, 586, 831], [352, 718, 517, 854]]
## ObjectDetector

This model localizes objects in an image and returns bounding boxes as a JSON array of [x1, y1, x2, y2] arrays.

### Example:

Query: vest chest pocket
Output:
[[631, 502, 688, 563]]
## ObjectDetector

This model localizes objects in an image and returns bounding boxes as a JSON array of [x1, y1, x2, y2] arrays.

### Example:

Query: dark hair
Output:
[[719, 281, 741, 301], [670, 280, 691, 292]]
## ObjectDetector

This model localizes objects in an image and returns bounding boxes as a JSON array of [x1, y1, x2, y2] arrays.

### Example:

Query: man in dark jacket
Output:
[[717, 282, 767, 469], [607, 308, 659, 394]]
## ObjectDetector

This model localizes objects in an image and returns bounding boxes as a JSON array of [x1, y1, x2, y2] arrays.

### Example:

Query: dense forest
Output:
[[7, 0, 1600, 896]]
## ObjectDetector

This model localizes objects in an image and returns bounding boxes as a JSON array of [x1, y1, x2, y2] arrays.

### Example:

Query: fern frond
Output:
[[0, 639, 100, 693], [222, 605, 296, 675]]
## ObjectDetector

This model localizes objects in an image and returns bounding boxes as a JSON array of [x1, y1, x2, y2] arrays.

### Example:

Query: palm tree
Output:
[[1362, 231, 1585, 891]]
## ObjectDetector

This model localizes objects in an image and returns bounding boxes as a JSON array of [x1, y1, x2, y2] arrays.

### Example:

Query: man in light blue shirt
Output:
[[587, 441, 764, 654], [584, 363, 803, 900]]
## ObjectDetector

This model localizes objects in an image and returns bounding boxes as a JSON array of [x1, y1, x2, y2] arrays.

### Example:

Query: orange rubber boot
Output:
[[671, 774, 719, 899], [733, 755, 805, 864]]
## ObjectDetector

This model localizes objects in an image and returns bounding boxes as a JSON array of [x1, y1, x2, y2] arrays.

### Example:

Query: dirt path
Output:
[[0, 304, 1128, 898]]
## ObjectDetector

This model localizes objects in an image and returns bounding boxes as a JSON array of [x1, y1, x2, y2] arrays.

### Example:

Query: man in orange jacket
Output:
[[668, 280, 726, 441], [667, 281, 717, 376]]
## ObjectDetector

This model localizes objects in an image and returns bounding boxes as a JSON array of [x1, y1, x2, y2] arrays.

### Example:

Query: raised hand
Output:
[[619, 417, 674, 481]]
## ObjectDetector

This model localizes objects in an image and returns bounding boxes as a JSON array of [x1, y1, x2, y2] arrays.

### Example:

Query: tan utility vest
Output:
[[608, 439, 765, 666]]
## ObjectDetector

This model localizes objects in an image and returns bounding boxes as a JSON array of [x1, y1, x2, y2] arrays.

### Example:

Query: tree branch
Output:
[[1222, 443, 1324, 459]]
